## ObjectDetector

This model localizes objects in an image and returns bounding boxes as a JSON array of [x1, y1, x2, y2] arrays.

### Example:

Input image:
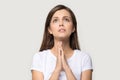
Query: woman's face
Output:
[[49, 9, 75, 40]]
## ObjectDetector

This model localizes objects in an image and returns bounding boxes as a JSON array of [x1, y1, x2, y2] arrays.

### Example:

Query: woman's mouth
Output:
[[58, 29, 66, 32]]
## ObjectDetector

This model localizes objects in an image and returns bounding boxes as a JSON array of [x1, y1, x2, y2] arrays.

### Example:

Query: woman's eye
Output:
[[53, 19, 58, 23], [64, 18, 70, 22]]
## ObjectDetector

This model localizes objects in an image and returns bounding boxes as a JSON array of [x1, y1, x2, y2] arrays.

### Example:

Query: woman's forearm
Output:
[[49, 69, 61, 80], [64, 66, 76, 80]]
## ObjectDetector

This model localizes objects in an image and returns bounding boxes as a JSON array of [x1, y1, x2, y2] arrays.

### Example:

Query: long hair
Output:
[[40, 4, 80, 51]]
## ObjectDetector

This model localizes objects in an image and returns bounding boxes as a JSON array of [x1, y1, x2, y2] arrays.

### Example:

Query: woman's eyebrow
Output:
[[52, 16, 71, 19], [63, 16, 71, 18], [52, 17, 59, 19]]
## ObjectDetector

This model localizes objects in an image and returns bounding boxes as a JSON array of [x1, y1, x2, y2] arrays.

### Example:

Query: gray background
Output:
[[0, 0, 120, 80]]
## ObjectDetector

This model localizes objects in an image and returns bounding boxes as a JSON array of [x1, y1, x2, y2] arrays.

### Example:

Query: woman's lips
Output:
[[58, 29, 66, 32]]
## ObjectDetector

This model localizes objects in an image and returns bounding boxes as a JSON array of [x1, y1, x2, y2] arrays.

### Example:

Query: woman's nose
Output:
[[59, 20, 64, 27]]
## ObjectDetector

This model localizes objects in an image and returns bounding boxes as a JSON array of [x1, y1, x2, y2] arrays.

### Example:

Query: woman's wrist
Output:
[[63, 64, 71, 72], [54, 67, 61, 73]]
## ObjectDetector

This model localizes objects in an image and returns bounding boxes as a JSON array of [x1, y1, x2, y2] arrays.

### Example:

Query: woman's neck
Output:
[[50, 39, 74, 59], [51, 39, 72, 54]]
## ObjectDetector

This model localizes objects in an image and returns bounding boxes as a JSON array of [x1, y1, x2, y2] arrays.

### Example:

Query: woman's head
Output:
[[40, 4, 80, 51]]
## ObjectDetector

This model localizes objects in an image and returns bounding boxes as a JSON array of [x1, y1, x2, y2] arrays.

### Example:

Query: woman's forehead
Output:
[[52, 9, 71, 18]]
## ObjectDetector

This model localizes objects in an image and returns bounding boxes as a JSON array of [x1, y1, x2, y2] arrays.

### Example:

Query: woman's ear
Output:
[[72, 27, 75, 33], [48, 27, 52, 34]]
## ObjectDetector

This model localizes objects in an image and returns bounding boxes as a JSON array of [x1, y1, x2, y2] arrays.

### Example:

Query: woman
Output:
[[31, 4, 93, 80]]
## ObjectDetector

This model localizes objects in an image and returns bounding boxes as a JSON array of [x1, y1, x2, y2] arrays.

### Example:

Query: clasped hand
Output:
[[55, 41, 69, 72]]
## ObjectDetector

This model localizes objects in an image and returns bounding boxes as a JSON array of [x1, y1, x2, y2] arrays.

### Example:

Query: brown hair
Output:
[[40, 4, 80, 51]]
